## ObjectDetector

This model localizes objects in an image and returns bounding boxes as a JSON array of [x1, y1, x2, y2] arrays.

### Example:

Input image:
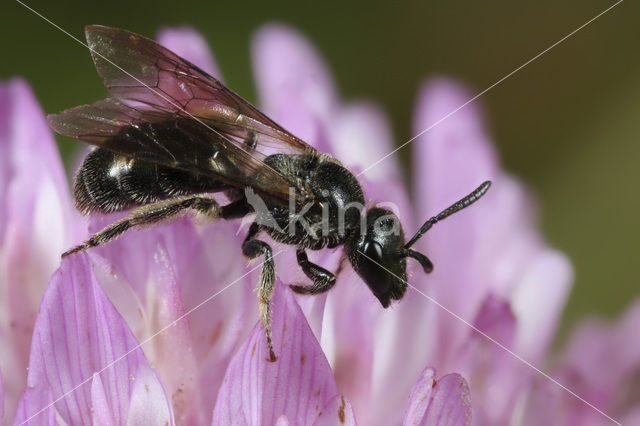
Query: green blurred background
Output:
[[2, 0, 638, 342]]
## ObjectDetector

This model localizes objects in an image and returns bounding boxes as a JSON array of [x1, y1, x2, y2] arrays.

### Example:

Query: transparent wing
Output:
[[84, 25, 315, 158], [48, 98, 304, 203], [49, 25, 325, 203]]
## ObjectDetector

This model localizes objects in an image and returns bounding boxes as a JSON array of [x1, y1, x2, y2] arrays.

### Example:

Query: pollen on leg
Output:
[[259, 295, 278, 362]]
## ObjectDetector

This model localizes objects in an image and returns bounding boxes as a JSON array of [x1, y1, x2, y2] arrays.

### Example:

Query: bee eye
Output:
[[355, 240, 391, 297], [363, 241, 383, 262]]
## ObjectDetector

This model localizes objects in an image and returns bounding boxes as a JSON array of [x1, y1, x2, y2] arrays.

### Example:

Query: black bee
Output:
[[50, 25, 491, 361]]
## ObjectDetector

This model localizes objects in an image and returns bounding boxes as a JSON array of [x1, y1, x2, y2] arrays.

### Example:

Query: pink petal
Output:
[[156, 27, 222, 80], [317, 158, 420, 425], [13, 254, 173, 425], [559, 299, 640, 408], [128, 240, 205, 425], [320, 268, 378, 420], [13, 386, 57, 425], [411, 79, 500, 362], [515, 371, 616, 426], [0, 369, 4, 423], [470, 294, 516, 346], [87, 217, 257, 422], [404, 367, 472, 426], [328, 102, 400, 182], [411, 79, 573, 372], [212, 283, 354, 425], [622, 406, 640, 425], [516, 303, 640, 425], [90, 373, 116, 425], [92, 368, 174, 425], [125, 367, 174, 425], [610, 299, 640, 383], [252, 24, 336, 151], [0, 79, 72, 239], [511, 249, 572, 362], [275, 416, 289, 426], [0, 79, 81, 421], [412, 78, 498, 222], [455, 294, 528, 424], [266, 396, 358, 426], [330, 183, 439, 426], [514, 377, 567, 425], [313, 395, 356, 426], [319, 222, 435, 425]]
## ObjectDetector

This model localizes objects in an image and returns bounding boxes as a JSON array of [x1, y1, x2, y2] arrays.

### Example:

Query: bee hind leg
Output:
[[62, 196, 220, 258], [241, 222, 277, 362]]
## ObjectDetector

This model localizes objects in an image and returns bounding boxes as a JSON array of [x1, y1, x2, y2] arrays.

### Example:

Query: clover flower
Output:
[[1, 24, 638, 425]]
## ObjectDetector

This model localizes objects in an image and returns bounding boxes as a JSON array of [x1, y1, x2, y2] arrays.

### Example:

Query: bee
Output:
[[50, 25, 491, 361]]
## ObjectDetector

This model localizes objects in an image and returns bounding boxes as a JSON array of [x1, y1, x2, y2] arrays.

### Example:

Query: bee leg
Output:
[[62, 196, 220, 257], [289, 249, 336, 295], [241, 222, 277, 362]]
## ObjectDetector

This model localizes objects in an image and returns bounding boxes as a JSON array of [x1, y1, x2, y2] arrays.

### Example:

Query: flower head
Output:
[[0, 23, 638, 426]]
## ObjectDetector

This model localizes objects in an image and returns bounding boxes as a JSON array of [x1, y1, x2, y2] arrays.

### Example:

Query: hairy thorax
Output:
[[260, 153, 365, 250]]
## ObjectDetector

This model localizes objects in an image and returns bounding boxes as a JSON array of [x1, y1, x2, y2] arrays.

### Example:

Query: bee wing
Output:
[[50, 25, 323, 203], [48, 98, 302, 202], [84, 25, 315, 157]]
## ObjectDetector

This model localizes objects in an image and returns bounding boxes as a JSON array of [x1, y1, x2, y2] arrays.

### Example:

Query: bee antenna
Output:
[[402, 249, 434, 273], [404, 180, 492, 249]]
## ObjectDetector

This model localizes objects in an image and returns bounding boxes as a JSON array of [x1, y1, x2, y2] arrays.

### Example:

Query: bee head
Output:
[[348, 207, 433, 308], [347, 181, 492, 307]]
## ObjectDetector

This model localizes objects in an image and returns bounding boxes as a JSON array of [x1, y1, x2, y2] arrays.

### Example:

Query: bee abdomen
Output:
[[74, 148, 225, 214], [74, 148, 134, 213]]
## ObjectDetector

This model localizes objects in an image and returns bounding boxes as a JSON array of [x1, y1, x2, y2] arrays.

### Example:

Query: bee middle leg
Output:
[[62, 196, 241, 257], [241, 222, 278, 362], [289, 249, 336, 295]]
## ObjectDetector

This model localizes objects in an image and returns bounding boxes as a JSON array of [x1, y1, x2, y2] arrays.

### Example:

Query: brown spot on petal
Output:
[[300, 354, 306, 365], [209, 321, 223, 347], [314, 389, 321, 399], [144, 384, 149, 393], [138, 308, 144, 320], [171, 387, 185, 414], [251, 342, 257, 357], [338, 395, 346, 423]]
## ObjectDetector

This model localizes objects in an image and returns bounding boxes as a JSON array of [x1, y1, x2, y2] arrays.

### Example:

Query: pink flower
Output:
[[0, 24, 637, 425], [519, 300, 640, 425], [0, 79, 84, 422]]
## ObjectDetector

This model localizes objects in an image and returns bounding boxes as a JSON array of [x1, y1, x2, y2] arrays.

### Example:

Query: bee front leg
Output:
[[241, 223, 277, 362]]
